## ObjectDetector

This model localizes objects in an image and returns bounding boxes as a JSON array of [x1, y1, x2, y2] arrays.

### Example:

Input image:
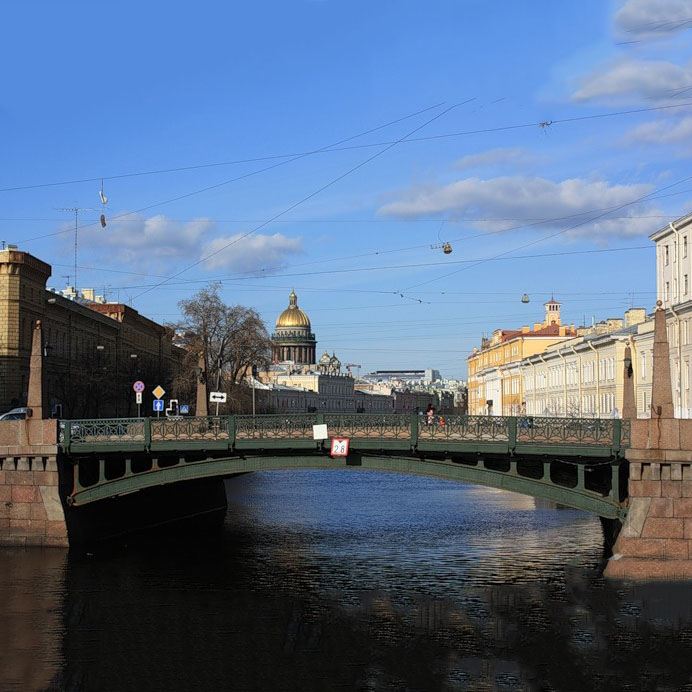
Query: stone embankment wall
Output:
[[0, 419, 66, 547], [607, 418, 692, 579]]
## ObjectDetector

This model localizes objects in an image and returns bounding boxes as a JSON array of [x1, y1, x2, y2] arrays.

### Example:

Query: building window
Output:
[[685, 236, 688, 259], [665, 281, 670, 302], [665, 245, 670, 265], [685, 275, 689, 295]]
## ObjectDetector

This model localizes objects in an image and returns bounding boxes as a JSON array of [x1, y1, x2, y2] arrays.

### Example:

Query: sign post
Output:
[[152, 385, 165, 418], [133, 380, 145, 417]]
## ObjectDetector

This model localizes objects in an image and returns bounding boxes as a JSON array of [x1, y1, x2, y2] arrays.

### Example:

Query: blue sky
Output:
[[2, 0, 692, 378]]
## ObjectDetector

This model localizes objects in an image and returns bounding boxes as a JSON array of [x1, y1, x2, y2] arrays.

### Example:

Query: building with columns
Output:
[[650, 211, 692, 417], [271, 290, 316, 365]]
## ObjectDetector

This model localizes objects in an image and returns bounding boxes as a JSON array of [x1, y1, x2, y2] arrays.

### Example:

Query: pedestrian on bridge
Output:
[[426, 404, 435, 426]]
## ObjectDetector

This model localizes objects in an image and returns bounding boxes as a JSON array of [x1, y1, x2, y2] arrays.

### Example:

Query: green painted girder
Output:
[[68, 452, 622, 519]]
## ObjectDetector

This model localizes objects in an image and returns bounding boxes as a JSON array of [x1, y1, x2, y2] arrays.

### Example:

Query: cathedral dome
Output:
[[275, 290, 311, 329]]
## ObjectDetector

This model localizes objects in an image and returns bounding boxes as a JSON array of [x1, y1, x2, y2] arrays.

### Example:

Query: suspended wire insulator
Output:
[[100, 214, 107, 228], [443, 242, 452, 254], [521, 293, 530, 304]]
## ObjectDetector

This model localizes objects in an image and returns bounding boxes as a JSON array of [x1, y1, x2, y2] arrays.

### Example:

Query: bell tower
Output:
[[544, 298, 562, 327]]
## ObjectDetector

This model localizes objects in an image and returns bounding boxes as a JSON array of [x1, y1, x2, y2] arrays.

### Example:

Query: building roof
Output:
[[496, 323, 577, 342], [275, 290, 311, 328]]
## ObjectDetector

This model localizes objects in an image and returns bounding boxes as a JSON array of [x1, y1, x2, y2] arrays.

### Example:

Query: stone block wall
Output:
[[607, 458, 692, 578], [0, 455, 67, 547], [0, 419, 66, 548]]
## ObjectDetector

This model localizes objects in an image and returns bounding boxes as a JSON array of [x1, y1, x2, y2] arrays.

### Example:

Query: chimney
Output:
[[82, 288, 95, 301], [521, 325, 530, 333], [625, 308, 647, 327]]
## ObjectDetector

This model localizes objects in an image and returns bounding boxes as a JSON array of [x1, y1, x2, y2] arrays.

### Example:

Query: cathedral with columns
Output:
[[270, 290, 343, 374], [271, 290, 317, 365]]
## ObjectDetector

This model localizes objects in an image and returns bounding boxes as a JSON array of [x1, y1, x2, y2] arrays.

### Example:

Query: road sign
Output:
[[165, 399, 179, 417], [180, 404, 189, 414], [135, 392, 142, 404], [209, 391, 227, 403], [313, 424, 328, 440], [153, 399, 164, 412], [152, 385, 165, 399], [133, 380, 145, 393], [330, 438, 350, 456]]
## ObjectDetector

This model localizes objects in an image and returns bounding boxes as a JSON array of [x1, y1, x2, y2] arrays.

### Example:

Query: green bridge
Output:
[[59, 413, 630, 520]]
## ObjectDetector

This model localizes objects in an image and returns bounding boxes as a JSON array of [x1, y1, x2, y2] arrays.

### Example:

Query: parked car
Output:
[[0, 407, 27, 421]]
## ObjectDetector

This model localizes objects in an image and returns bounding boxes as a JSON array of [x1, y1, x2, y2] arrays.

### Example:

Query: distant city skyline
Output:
[[3, 0, 691, 378]]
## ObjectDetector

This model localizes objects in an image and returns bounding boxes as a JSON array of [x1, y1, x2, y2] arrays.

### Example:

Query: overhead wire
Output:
[[130, 101, 470, 301], [59, 244, 654, 294], [2, 100, 692, 195], [403, 172, 692, 290]]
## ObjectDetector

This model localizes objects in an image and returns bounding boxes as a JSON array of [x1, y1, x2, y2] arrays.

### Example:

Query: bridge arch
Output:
[[66, 451, 624, 519]]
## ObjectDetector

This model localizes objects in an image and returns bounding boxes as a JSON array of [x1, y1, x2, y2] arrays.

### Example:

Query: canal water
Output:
[[3, 470, 692, 691]]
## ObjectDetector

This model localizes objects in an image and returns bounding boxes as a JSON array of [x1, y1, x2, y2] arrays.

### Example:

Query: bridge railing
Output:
[[58, 413, 630, 457]]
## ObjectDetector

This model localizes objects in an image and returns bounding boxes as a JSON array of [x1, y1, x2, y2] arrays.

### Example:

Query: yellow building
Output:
[[467, 300, 577, 415]]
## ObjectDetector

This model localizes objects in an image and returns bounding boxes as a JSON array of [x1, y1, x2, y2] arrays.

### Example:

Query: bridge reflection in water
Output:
[[59, 414, 630, 520]]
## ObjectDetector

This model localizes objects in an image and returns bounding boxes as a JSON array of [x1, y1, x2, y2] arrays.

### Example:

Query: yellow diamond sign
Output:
[[152, 385, 165, 399]]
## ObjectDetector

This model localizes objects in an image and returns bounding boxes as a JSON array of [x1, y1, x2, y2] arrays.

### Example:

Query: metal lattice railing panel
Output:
[[150, 416, 229, 441], [64, 419, 145, 444], [418, 415, 511, 442], [235, 414, 316, 440], [324, 414, 411, 440], [620, 419, 631, 448], [516, 417, 616, 445]]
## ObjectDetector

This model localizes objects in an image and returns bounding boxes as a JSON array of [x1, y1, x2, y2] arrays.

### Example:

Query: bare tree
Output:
[[173, 285, 271, 412]]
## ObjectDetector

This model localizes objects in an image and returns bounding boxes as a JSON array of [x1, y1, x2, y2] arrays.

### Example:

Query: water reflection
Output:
[[2, 470, 692, 690], [0, 549, 66, 691]]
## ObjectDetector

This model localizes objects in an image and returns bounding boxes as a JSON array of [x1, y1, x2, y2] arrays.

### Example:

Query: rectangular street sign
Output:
[[180, 404, 189, 414], [312, 424, 328, 440], [153, 399, 164, 412], [135, 392, 142, 404], [209, 391, 227, 403]]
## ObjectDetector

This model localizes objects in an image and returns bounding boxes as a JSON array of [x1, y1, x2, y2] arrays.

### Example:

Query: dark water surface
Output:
[[3, 470, 692, 691]]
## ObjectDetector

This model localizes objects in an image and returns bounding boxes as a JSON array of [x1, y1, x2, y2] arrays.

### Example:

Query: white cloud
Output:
[[625, 114, 692, 145], [378, 176, 659, 240], [572, 57, 692, 102], [615, 0, 692, 38], [200, 232, 303, 272], [80, 213, 212, 265], [454, 147, 533, 170], [78, 213, 302, 275]]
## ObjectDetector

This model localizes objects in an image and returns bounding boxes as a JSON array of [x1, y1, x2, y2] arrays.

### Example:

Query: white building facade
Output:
[[651, 212, 692, 418]]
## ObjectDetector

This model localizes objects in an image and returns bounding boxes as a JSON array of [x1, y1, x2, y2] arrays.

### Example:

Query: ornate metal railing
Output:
[[150, 416, 229, 441], [235, 414, 315, 439], [516, 416, 619, 445], [325, 413, 411, 439], [59, 413, 629, 456], [418, 415, 511, 442], [60, 418, 146, 445]]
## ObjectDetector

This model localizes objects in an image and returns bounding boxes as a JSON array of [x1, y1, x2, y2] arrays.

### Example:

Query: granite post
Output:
[[606, 302, 692, 579]]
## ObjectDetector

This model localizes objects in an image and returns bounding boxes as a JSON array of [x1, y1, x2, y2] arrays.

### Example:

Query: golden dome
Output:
[[275, 290, 311, 328]]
